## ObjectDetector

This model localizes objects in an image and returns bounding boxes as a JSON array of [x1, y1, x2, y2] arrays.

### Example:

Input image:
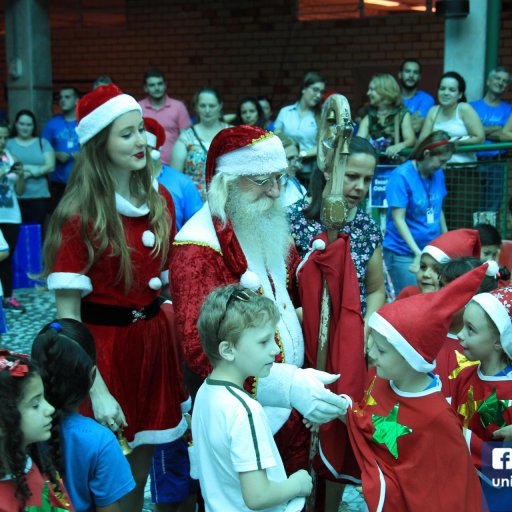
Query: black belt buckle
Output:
[[131, 307, 147, 323]]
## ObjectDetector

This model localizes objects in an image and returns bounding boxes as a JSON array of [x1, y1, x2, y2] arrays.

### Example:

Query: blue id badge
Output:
[[426, 208, 434, 224]]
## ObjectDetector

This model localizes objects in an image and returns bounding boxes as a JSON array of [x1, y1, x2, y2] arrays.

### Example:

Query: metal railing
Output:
[[371, 142, 512, 238]]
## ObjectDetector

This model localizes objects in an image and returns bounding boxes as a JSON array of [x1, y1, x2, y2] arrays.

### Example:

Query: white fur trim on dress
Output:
[[181, 396, 192, 414], [216, 134, 287, 176], [421, 244, 450, 264], [47, 272, 92, 297], [240, 270, 260, 291], [76, 94, 142, 145], [115, 193, 150, 217], [472, 293, 512, 358], [142, 230, 155, 247], [129, 415, 188, 449], [369, 312, 436, 373], [174, 203, 221, 252], [145, 131, 157, 148], [148, 277, 162, 290]]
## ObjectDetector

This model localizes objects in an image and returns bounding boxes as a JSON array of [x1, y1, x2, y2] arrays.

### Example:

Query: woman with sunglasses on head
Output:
[[274, 71, 326, 182]]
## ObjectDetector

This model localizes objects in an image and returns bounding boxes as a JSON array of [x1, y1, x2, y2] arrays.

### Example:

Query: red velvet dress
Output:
[[48, 185, 188, 448]]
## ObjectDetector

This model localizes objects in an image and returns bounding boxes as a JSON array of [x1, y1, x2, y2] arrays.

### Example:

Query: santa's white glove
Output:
[[290, 368, 350, 424]]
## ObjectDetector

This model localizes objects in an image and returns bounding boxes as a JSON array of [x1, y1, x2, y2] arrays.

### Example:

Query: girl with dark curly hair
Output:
[[0, 349, 71, 511], [31, 319, 135, 511]]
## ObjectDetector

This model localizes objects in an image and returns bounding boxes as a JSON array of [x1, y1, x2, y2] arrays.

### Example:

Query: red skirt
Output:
[[82, 303, 187, 448]]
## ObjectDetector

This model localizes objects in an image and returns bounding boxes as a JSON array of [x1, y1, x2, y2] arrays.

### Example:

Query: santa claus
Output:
[[170, 125, 347, 472]]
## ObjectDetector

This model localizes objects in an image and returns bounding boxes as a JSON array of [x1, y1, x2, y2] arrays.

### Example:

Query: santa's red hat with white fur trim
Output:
[[144, 117, 166, 161], [369, 261, 498, 372], [76, 84, 142, 145], [422, 229, 481, 264], [472, 286, 512, 359], [205, 125, 287, 185]]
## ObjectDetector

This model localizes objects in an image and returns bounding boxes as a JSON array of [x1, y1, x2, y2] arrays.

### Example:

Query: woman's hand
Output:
[[90, 389, 127, 432], [385, 143, 405, 158], [89, 369, 127, 432], [409, 253, 421, 273]]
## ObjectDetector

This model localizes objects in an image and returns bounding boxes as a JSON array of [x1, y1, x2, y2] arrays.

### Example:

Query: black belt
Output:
[[81, 298, 161, 326]]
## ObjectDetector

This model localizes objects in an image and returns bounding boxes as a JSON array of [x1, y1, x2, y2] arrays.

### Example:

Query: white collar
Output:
[[115, 179, 159, 217], [477, 364, 512, 381], [389, 374, 442, 397]]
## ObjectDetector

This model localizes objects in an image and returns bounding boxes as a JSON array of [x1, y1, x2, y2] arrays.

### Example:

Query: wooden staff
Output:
[[305, 94, 353, 512]]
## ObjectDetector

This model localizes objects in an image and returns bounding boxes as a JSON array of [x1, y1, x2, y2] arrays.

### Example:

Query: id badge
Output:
[[67, 140, 74, 149], [426, 208, 435, 224]]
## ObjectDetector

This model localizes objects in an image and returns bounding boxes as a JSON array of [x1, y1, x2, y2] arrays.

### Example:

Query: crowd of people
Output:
[[0, 60, 511, 512]]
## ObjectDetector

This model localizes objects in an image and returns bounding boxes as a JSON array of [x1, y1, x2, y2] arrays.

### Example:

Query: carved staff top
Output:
[[316, 94, 353, 240]]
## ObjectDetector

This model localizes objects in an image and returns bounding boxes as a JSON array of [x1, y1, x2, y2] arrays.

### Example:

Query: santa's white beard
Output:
[[225, 185, 291, 269]]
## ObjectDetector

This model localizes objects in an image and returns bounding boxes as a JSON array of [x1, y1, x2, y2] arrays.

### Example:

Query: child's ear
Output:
[[494, 339, 505, 352], [218, 340, 236, 362]]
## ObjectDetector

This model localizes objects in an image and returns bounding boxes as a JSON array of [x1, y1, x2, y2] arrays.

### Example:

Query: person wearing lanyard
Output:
[[383, 131, 455, 294]]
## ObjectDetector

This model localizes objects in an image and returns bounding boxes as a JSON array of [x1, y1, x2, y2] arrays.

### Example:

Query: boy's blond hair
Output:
[[198, 284, 279, 365]]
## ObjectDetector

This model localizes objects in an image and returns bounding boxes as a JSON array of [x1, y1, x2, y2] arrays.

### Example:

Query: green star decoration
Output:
[[477, 387, 511, 429], [371, 403, 412, 459]]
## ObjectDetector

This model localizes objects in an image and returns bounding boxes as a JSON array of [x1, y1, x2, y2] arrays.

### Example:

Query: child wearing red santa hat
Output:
[[451, 285, 512, 508], [397, 228, 481, 299], [337, 264, 490, 511], [43, 84, 189, 510], [435, 257, 499, 398]]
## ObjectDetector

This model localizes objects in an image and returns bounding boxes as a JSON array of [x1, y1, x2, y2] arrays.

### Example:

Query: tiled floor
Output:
[[2, 287, 367, 512]]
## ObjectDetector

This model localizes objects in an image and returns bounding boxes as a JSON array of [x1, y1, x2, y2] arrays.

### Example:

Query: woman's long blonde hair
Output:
[[43, 123, 171, 291]]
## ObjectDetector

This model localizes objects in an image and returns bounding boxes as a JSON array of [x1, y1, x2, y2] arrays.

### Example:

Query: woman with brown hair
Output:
[[170, 87, 229, 201], [43, 84, 188, 510], [274, 71, 326, 180], [357, 73, 416, 161], [383, 130, 455, 294]]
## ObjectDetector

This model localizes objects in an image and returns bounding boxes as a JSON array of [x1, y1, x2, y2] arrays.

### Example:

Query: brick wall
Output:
[[1, 0, 511, 116]]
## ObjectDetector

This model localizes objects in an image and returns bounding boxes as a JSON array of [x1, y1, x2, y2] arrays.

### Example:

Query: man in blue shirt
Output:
[[471, 67, 511, 211], [471, 67, 511, 151], [399, 59, 435, 134], [42, 87, 80, 209], [144, 117, 202, 232]]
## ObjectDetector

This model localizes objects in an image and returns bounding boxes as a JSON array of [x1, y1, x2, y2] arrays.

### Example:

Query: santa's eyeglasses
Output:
[[245, 173, 285, 190]]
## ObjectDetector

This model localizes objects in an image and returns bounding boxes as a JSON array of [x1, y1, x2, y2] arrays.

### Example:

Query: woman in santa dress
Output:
[[43, 84, 188, 511]]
